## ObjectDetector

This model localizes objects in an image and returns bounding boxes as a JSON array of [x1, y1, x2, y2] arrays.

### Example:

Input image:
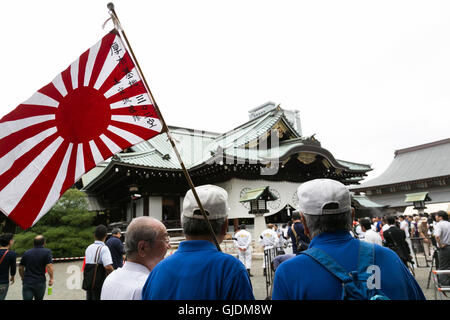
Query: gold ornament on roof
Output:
[[297, 152, 316, 165]]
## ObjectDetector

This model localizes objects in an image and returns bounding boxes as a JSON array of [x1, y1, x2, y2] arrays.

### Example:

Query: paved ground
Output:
[[3, 253, 445, 300]]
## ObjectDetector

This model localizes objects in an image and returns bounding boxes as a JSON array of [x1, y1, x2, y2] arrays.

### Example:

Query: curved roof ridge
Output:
[[395, 137, 450, 156], [353, 138, 450, 190]]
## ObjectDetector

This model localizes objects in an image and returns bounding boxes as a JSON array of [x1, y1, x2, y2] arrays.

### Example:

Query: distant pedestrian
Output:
[[399, 215, 413, 255], [383, 216, 412, 267], [106, 228, 125, 269], [259, 224, 279, 276], [272, 253, 295, 272], [272, 178, 425, 300], [418, 218, 431, 259], [354, 220, 364, 239], [434, 210, 450, 286], [19, 235, 53, 301], [83, 225, 114, 300], [234, 224, 253, 277], [360, 218, 383, 246], [101, 217, 170, 300], [274, 225, 285, 254], [0, 233, 16, 300], [142, 184, 254, 300]]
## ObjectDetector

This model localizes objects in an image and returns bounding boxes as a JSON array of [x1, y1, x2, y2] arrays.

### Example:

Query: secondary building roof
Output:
[[352, 138, 450, 190]]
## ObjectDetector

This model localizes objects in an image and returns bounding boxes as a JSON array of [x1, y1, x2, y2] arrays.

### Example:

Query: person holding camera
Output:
[[434, 211, 450, 286]]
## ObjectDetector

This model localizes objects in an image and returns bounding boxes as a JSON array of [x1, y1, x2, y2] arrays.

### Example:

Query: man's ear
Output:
[[300, 213, 312, 240], [221, 219, 229, 235], [137, 240, 147, 258]]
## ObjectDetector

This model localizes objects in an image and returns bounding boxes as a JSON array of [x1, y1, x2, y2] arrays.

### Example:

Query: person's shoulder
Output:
[[22, 248, 32, 256], [112, 236, 122, 243], [216, 251, 247, 268], [101, 245, 112, 253], [8, 250, 17, 257], [86, 242, 96, 249]]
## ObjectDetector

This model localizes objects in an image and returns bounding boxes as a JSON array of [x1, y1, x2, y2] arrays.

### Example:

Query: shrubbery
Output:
[[12, 189, 96, 258]]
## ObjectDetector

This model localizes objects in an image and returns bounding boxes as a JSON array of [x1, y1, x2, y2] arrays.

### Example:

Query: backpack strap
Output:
[[291, 225, 299, 247], [0, 250, 9, 265], [300, 248, 353, 283], [91, 245, 104, 290]]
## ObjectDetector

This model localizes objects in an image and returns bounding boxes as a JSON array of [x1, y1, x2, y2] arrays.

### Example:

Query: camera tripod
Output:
[[426, 247, 440, 289]]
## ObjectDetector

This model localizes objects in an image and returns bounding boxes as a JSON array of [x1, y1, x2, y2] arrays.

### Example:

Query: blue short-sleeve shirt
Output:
[[272, 231, 425, 300], [142, 240, 255, 300]]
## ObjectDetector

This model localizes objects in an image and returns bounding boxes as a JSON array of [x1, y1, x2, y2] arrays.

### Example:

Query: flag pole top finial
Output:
[[107, 2, 115, 11]]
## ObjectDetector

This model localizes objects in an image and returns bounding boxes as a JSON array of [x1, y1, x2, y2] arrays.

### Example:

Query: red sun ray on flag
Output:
[[0, 30, 163, 229]]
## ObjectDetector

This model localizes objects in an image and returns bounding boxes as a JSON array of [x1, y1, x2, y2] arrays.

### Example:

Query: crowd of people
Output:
[[353, 210, 450, 285], [0, 178, 449, 300]]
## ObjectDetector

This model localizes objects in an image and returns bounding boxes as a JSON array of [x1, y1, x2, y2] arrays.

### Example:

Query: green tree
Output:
[[13, 189, 96, 257]]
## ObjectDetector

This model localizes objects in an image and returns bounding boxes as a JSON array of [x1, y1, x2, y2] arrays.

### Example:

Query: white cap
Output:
[[182, 184, 230, 220], [297, 179, 351, 215]]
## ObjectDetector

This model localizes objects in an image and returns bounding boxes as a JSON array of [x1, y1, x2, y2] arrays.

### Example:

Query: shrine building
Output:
[[82, 102, 372, 234]]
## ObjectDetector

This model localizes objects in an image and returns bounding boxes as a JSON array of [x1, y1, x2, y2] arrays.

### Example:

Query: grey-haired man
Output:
[[101, 217, 170, 300]]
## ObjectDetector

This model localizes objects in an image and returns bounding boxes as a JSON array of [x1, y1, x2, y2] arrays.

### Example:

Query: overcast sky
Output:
[[1, 0, 449, 183]]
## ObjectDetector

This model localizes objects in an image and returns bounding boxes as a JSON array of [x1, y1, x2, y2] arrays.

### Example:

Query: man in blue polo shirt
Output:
[[106, 228, 124, 270], [142, 184, 254, 300], [272, 179, 425, 300]]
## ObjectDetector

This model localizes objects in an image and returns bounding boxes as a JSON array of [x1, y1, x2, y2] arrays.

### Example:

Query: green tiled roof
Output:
[[213, 110, 296, 148], [86, 109, 372, 183], [352, 195, 386, 208], [239, 186, 278, 202], [336, 160, 371, 172]]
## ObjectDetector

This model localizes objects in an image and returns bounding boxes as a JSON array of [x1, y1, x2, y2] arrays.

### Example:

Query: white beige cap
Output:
[[297, 179, 351, 215], [182, 184, 230, 220]]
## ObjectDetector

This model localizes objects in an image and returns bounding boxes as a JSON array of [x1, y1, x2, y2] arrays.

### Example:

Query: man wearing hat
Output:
[[272, 179, 425, 300], [141, 184, 254, 300], [234, 224, 253, 277]]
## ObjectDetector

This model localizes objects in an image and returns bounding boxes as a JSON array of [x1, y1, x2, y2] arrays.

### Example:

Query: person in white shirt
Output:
[[234, 224, 253, 277], [100, 217, 170, 300], [84, 225, 114, 300], [355, 221, 364, 240], [259, 224, 279, 276], [359, 218, 383, 246], [398, 215, 413, 254]]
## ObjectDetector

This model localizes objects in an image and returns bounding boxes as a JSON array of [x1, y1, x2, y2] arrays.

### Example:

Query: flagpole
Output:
[[106, 3, 222, 252]]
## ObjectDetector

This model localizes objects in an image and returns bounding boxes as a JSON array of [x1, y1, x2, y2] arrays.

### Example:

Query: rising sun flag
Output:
[[0, 30, 163, 229]]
